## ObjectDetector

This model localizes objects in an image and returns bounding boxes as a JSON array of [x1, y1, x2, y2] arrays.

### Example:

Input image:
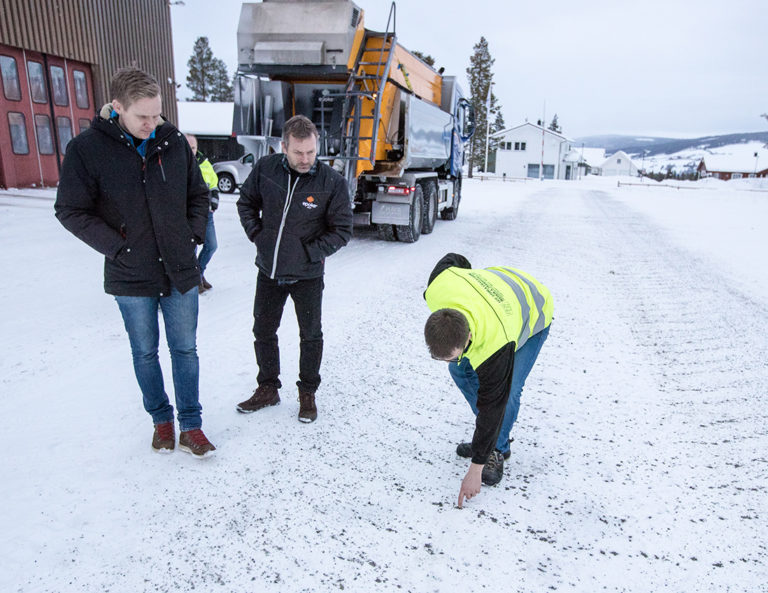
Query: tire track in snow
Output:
[[505, 186, 767, 591]]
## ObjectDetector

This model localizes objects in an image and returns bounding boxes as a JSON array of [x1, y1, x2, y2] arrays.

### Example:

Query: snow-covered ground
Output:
[[1, 177, 766, 592]]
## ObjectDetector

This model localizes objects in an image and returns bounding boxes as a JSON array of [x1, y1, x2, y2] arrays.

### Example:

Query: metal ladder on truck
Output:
[[327, 3, 397, 195]]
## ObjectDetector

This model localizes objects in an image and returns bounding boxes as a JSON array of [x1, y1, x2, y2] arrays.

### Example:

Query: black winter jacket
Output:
[[54, 112, 210, 296], [237, 154, 353, 281]]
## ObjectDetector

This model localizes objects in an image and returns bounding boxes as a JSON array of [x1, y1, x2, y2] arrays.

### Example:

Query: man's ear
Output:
[[111, 99, 122, 114]]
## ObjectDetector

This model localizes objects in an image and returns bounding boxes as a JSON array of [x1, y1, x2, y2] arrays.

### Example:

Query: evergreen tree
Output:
[[186, 37, 233, 102], [548, 114, 562, 133], [412, 51, 436, 67], [466, 37, 504, 175]]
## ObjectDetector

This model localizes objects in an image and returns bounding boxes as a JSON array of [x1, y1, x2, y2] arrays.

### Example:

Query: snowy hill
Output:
[[576, 131, 768, 157]]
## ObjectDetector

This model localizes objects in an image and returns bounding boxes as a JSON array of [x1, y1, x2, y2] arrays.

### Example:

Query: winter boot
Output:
[[481, 450, 504, 486], [298, 387, 317, 423], [456, 440, 512, 460], [152, 421, 175, 452], [179, 428, 216, 457], [237, 384, 280, 413]]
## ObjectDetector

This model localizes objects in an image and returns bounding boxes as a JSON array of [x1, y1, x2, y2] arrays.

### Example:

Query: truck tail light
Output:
[[387, 185, 415, 195]]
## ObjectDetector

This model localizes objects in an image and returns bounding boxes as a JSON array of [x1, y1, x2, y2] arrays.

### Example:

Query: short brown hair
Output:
[[424, 309, 469, 359], [110, 67, 161, 108], [283, 115, 318, 143]]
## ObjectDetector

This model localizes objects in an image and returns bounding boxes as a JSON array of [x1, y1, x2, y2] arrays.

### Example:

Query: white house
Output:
[[491, 122, 576, 180], [601, 150, 639, 176]]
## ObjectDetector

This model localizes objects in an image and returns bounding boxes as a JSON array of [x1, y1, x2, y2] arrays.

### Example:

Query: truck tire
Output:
[[395, 185, 423, 243], [218, 173, 236, 194], [421, 180, 438, 234], [377, 224, 397, 241], [440, 176, 461, 220]]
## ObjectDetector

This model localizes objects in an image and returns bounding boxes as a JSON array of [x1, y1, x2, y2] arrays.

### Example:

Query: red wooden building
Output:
[[0, 0, 178, 189], [0, 45, 94, 187], [697, 155, 768, 180]]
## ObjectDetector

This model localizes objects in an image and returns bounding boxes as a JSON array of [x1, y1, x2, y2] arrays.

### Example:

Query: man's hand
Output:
[[457, 463, 483, 508]]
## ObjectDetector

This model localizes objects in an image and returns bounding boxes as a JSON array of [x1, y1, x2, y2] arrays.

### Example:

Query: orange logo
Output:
[[307, 196, 314, 203]]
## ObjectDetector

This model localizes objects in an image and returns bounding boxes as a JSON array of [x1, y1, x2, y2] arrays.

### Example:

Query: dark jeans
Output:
[[253, 273, 324, 392]]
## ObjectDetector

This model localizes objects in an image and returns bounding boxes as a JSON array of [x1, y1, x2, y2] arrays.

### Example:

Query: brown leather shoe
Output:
[[201, 276, 212, 289], [152, 421, 175, 452], [179, 428, 216, 457], [298, 388, 317, 423], [237, 384, 280, 413]]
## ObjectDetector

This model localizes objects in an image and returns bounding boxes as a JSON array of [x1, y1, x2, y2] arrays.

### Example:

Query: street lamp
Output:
[[641, 149, 649, 181]]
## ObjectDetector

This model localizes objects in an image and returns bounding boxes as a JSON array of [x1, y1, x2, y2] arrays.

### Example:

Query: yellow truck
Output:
[[234, 0, 475, 242]]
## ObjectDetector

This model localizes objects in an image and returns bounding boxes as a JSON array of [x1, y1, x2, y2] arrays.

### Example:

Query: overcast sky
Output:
[[170, 0, 767, 139]]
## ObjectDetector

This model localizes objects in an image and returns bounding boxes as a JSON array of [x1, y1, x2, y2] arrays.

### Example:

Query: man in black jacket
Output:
[[54, 67, 216, 457], [236, 115, 353, 422]]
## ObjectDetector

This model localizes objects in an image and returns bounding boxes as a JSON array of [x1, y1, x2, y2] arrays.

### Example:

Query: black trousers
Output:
[[253, 272, 324, 392]]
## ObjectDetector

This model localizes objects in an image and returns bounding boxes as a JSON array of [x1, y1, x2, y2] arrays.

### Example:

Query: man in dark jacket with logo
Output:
[[236, 115, 353, 422], [54, 67, 216, 457]]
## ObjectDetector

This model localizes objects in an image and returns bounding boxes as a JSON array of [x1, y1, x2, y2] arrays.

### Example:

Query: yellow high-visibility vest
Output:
[[199, 158, 218, 190], [425, 266, 553, 368]]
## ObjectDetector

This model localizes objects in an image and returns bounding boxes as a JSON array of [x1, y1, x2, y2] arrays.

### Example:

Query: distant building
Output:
[[600, 150, 639, 177], [697, 155, 768, 180], [491, 122, 577, 180], [579, 147, 607, 175], [177, 102, 243, 163], [0, 0, 178, 189]]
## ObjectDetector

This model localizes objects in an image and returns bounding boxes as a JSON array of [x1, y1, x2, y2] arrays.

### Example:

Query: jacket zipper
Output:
[[270, 174, 300, 279]]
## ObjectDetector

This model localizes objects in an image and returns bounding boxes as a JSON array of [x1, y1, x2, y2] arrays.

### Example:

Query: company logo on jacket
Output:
[[302, 196, 318, 210]]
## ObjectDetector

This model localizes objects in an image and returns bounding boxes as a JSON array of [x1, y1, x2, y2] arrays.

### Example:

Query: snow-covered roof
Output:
[[700, 144, 768, 173], [602, 150, 638, 167], [490, 121, 570, 142], [176, 101, 234, 136], [563, 147, 606, 166]]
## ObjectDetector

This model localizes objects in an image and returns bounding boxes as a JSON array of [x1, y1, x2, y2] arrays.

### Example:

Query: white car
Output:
[[212, 153, 255, 193]]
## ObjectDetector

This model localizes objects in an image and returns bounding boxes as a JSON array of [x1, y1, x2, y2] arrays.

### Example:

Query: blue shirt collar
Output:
[[111, 108, 156, 157]]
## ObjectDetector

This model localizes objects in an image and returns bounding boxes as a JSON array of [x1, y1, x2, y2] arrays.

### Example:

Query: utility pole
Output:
[[540, 101, 545, 181]]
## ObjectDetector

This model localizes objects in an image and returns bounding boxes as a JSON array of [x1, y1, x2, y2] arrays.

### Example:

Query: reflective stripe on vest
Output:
[[500, 267, 548, 335], [487, 269, 531, 348]]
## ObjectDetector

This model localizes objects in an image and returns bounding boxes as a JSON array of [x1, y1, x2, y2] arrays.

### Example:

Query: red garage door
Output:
[[0, 43, 95, 189]]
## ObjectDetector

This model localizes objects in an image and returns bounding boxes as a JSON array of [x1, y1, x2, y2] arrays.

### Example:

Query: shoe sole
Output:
[[179, 444, 216, 458], [236, 400, 280, 414], [298, 416, 317, 423], [152, 446, 174, 454]]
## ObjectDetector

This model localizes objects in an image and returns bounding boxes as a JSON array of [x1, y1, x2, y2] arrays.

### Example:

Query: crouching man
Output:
[[424, 253, 553, 507]]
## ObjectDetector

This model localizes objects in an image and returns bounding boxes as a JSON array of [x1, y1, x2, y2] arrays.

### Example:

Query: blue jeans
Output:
[[197, 211, 217, 276], [115, 287, 202, 431], [449, 325, 550, 455]]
